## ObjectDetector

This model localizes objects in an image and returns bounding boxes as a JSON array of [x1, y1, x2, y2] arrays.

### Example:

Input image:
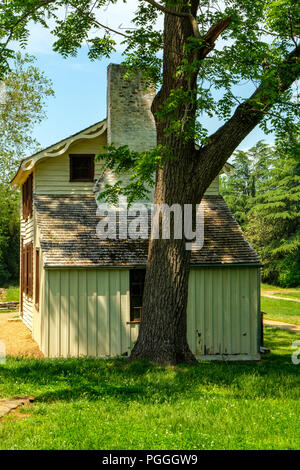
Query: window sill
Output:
[[127, 320, 141, 325], [69, 179, 94, 183]]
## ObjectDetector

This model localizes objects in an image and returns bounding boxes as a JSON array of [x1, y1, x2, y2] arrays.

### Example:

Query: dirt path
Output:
[[263, 318, 300, 333], [0, 313, 43, 358], [261, 293, 300, 303]]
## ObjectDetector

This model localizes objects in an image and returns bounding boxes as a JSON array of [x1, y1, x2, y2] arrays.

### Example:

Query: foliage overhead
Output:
[[1, 2, 299, 167], [0, 52, 54, 182], [0, 53, 54, 284]]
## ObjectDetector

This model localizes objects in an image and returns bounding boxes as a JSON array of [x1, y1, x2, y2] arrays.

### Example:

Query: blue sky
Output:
[[20, 0, 274, 153]]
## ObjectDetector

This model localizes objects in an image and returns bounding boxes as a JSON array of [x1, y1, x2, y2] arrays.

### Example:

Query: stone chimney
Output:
[[107, 64, 157, 152]]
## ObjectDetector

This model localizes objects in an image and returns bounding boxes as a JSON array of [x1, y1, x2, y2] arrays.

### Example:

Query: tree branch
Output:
[[197, 16, 231, 59], [68, 1, 129, 38], [143, 0, 193, 18], [198, 43, 300, 186], [0, 0, 56, 52], [143, 0, 201, 37]]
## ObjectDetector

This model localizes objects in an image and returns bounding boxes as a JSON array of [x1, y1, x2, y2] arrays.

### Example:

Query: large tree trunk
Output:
[[130, 4, 204, 365], [130, 3, 300, 365]]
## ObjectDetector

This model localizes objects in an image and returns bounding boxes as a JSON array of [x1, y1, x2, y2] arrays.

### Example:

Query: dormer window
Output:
[[69, 154, 95, 182]]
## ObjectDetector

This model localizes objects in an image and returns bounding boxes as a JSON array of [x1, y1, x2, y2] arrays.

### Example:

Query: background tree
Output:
[[1, 0, 299, 363], [220, 141, 272, 229], [245, 130, 300, 287], [221, 130, 300, 288], [0, 53, 54, 285]]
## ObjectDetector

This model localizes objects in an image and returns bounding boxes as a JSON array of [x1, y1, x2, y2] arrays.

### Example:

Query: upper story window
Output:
[[22, 173, 33, 220], [69, 154, 95, 182]]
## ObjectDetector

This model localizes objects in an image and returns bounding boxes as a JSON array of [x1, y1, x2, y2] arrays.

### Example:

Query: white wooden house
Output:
[[11, 64, 261, 360]]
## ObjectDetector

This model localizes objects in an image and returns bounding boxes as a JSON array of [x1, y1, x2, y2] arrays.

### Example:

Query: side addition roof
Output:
[[34, 194, 260, 268]]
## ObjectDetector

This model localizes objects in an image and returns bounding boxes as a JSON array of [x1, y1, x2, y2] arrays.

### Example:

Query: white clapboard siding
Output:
[[22, 295, 34, 331], [35, 134, 107, 195], [20, 180, 35, 330], [20, 214, 34, 244], [34, 129, 219, 198]]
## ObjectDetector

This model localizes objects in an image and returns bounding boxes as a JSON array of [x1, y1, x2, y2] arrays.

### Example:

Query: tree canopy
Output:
[[1, 2, 299, 128], [0, 52, 54, 181], [0, 53, 53, 284]]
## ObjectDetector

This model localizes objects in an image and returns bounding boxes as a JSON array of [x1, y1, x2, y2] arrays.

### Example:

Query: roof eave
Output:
[[10, 119, 107, 189], [43, 262, 262, 269]]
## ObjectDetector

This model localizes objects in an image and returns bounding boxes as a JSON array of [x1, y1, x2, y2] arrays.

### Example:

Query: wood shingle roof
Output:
[[34, 194, 260, 267]]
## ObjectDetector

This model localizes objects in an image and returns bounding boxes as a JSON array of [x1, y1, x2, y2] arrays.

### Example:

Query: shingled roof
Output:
[[34, 194, 260, 267]]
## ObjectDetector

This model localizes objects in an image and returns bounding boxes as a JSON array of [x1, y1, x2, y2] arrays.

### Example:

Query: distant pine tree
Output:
[[220, 141, 272, 229], [246, 131, 300, 287], [221, 131, 300, 287]]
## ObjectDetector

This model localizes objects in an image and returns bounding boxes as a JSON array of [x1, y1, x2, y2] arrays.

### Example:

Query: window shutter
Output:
[[20, 239, 24, 316], [35, 248, 40, 309], [22, 182, 27, 219], [29, 174, 33, 218], [23, 242, 33, 298], [24, 244, 28, 294], [22, 174, 33, 220], [29, 243, 33, 297]]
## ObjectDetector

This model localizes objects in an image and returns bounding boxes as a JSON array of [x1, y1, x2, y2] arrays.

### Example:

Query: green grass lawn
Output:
[[0, 327, 299, 450], [261, 283, 300, 292], [0, 286, 20, 303], [261, 296, 300, 325], [261, 283, 300, 302]]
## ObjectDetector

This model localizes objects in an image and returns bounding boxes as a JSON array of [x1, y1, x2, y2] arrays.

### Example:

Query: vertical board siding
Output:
[[187, 267, 258, 356], [69, 270, 79, 357], [87, 271, 97, 357], [121, 273, 131, 355], [109, 271, 121, 356], [60, 269, 69, 357], [48, 270, 60, 356], [42, 267, 258, 358], [43, 269, 130, 357], [78, 270, 87, 356], [97, 271, 109, 356]]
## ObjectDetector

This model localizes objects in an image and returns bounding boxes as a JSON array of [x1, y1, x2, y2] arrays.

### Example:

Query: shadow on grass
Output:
[[0, 328, 299, 404]]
